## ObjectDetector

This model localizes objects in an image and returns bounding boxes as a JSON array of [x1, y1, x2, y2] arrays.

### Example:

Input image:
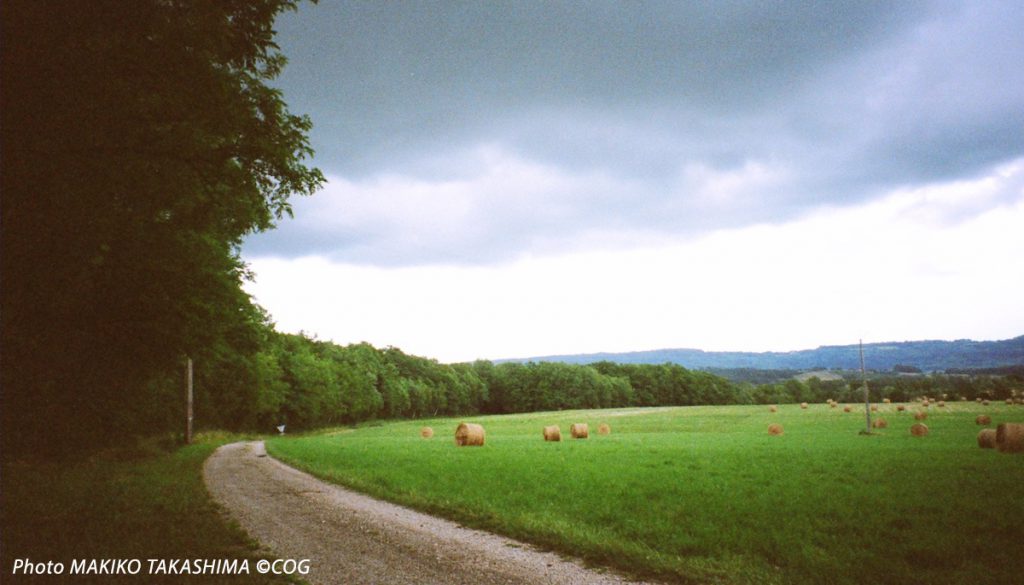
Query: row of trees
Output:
[[181, 334, 743, 433], [744, 372, 1023, 405], [185, 337, 1024, 435]]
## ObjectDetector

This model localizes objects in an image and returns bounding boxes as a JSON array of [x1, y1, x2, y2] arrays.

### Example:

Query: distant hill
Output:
[[501, 335, 1024, 373]]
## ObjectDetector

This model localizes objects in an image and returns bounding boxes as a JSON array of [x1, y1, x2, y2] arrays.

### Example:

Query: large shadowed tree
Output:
[[1, 0, 323, 455]]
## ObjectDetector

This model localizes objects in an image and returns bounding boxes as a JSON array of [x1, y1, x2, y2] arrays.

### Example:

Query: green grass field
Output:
[[1, 433, 300, 584], [268, 403, 1024, 585]]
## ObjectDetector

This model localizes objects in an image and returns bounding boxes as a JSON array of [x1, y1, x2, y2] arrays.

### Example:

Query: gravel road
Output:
[[203, 441, 654, 585]]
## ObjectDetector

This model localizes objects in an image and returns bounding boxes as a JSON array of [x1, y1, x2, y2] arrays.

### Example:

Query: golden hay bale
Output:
[[769, 405, 778, 413], [542, 425, 561, 442], [883, 398, 891, 404], [977, 428, 997, 449], [800, 402, 808, 409], [871, 418, 888, 429], [570, 423, 589, 439], [767, 423, 784, 436], [976, 414, 992, 426], [910, 423, 929, 437], [914, 411, 928, 421], [843, 405, 852, 413], [982, 399, 990, 406], [870, 405, 878, 412], [937, 400, 946, 408], [896, 405, 906, 412], [922, 400, 930, 407], [454, 422, 485, 446], [996, 423, 1024, 453], [597, 423, 611, 435], [420, 426, 434, 439], [829, 402, 837, 409]]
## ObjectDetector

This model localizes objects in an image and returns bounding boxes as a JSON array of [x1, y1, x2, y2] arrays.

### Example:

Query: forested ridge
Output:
[[509, 336, 1024, 371]]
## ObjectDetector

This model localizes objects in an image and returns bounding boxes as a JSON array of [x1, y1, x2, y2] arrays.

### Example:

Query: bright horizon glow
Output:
[[243, 160, 1024, 363]]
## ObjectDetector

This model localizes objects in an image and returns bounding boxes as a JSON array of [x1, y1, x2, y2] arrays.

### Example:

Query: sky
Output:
[[241, 1, 1024, 363]]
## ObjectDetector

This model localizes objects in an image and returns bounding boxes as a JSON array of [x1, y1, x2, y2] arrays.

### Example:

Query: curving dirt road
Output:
[[203, 441, 653, 585]]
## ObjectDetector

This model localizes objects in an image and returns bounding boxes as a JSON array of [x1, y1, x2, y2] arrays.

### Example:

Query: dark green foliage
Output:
[[1, 0, 323, 455]]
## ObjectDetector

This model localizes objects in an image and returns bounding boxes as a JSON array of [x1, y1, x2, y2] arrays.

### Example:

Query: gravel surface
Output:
[[204, 441, 654, 585]]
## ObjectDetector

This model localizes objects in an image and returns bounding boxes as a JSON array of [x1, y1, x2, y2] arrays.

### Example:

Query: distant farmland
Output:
[[268, 403, 1024, 585]]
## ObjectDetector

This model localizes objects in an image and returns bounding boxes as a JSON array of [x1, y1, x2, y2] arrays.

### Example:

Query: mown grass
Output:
[[268, 403, 1024, 585], [1, 432, 302, 584]]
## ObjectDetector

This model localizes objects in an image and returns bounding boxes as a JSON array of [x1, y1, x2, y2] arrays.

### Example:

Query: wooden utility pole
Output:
[[185, 357, 194, 444], [861, 340, 871, 433]]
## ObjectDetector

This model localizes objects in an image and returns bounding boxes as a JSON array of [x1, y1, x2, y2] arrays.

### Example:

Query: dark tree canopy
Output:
[[1, 0, 323, 455]]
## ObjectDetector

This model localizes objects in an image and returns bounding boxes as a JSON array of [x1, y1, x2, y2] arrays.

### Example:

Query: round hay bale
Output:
[[454, 422, 485, 446], [910, 423, 929, 437], [769, 405, 778, 413], [913, 411, 928, 421], [976, 414, 992, 426], [959, 396, 967, 401], [829, 402, 837, 409], [896, 405, 906, 412], [870, 405, 878, 412], [800, 402, 808, 409], [976, 397, 983, 403], [883, 398, 891, 404], [542, 425, 561, 442], [843, 405, 852, 413], [767, 423, 784, 436], [871, 418, 888, 429], [1007, 398, 1014, 406], [420, 426, 434, 439], [570, 423, 589, 439], [597, 423, 611, 435], [977, 428, 997, 449], [996, 423, 1024, 453], [937, 400, 946, 408], [922, 400, 930, 407], [982, 399, 990, 406]]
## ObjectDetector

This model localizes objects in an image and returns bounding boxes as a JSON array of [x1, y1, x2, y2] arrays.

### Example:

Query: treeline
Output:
[[184, 335, 742, 432], [192, 344, 1023, 434], [744, 372, 1023, 405]]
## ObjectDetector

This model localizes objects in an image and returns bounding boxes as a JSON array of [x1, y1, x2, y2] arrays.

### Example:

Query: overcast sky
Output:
[[242, 1, 1024, 363]]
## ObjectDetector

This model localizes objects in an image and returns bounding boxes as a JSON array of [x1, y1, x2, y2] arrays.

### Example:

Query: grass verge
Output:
[[1, 432, 302, 584]]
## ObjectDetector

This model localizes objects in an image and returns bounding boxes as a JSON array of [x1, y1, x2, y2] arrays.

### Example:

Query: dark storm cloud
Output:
[[243, 1, 1024, 264]]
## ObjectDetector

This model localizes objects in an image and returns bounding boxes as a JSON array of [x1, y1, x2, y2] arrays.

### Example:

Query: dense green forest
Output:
[[2, 0, 323, 456], [183, 333, 1024, 435]]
